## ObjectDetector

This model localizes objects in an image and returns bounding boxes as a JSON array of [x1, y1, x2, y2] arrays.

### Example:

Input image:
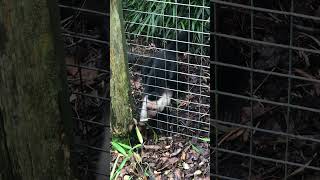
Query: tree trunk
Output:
[[110, 0, 133, 136], [0, 1, 74, 180]]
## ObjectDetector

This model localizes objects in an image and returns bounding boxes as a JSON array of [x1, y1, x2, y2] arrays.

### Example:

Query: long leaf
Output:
[[135, 126, 144, 144], [199, 137, 210, 142], [114, 157, 129, 180], [110, 154, 121, 180], [118, 142, 132, 150], [112, 141, 128, 156]]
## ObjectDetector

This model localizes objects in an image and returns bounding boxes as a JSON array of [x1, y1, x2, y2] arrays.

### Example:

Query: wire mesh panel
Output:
[[211, 0, 320, 179], [58, 1, 109, 179], [124, 0, 210, 139]]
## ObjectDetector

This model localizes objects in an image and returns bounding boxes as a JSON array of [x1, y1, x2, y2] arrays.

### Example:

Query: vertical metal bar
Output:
[[213, 1, 219, 175], [198, 0, 205, 138], [187, 0, 191, 138], [285, 0, 294, 179], [175, 0, 178, 135], [162, 0, 166, 131], [249, 0, 254, 179]]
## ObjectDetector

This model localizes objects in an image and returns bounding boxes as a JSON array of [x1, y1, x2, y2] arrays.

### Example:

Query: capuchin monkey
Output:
[[139, 30, 192, 123]]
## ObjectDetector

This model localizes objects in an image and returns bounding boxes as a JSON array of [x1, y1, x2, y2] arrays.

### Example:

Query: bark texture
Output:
[[0, 1, 74, 179]]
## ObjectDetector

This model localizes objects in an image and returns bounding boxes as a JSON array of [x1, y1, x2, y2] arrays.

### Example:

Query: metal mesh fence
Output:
[[58, 1, 109, 179], [124, 0, 210, 138], [211, 0, 320, 179]]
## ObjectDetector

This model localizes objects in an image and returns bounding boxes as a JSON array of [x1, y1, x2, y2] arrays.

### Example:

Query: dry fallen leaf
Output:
[[171, 148, 182, 157], [182, 162, 190, 170], [123, 175, 131, 180], [168, 157, 179, 165], [181, 151, 186, 161], [133, 152, 142, 163], [174, 169, 182, 179], [194, 170, 202, 176]]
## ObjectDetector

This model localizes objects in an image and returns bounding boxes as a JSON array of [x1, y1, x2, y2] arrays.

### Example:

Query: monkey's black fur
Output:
[[130, 31, 193, 148], [137, 30, 192, 125], [142, 30, 192, 102]]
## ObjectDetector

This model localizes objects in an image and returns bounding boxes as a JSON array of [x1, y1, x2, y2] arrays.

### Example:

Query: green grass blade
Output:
[[199, 137, 210, 142], [114, 157, 129, 180], [135, 126, 144, 144], [118, 142, 132, 150], [110, 154, 120, 180], [132, 144, 142, 150], [112, 141, 128, 156]]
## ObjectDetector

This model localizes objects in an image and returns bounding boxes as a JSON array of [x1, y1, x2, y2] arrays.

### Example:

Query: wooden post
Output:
[[0, 0, 74, 179], [110, 0, 133, 136]]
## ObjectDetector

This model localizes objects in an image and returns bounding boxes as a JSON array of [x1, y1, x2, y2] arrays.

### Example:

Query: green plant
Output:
[[199, 137, 210, 142], [123, 0, 209, 50], [190, 141, 204, 154], [110, 126, 144, 180], [189, 137, 209, 154]]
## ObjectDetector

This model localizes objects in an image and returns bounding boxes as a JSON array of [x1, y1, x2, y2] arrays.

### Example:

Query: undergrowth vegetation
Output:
[[110, 126, 143, 180], [110, 125, 210, 179], [123, 0, 209, 48]]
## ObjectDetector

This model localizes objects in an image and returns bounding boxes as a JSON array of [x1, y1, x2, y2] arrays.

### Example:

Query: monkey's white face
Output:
[[139, 90, 173, 122]]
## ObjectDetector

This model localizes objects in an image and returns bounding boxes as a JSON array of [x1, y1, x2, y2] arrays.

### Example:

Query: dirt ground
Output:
[[111, 134, 210, 179]]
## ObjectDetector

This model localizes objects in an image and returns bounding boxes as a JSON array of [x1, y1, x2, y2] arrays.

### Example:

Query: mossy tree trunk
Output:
[[110, 0, 133, 136], [0, 1, 74, 179]]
